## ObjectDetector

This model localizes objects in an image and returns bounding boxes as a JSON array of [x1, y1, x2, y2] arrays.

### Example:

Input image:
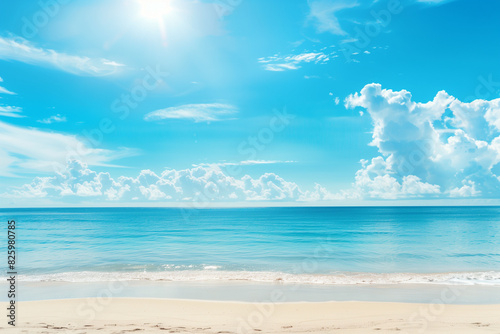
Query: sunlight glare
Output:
[[138, 0, 172, 20]]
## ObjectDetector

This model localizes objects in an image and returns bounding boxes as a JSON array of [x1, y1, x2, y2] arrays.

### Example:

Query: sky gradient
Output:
[[1, 0, 500, 207]]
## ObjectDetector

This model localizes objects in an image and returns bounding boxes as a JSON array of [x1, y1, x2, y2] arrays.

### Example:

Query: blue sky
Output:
[[1, 0, 500, 206]]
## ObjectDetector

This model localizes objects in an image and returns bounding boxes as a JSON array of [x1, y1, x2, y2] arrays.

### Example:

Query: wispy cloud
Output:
[[0, 76, 15, 95], [264, 63, 300, 72], [144, 103, 238, 122], [37, 114, 67, 124], [307, 0, 359, 35], [0, 86, 15, 95], [196, 160, 297, 167], [417, 0, 455, 4], [0, 76, 22, 117], [0, 121, 135, 177], [0, 35, 125, 76], [0, 105, 23, 118], [259, 51, 333, 72]]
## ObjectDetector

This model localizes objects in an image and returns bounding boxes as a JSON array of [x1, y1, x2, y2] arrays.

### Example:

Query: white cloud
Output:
[[449, 98, 500, 141], [307, 0, 359, 35], [0, 106, 23, 118], [144, 103, 237, 122], [344, 83, 500, 198], [449, 181, 480, 198], [264, 63, 300, 72], [196, 160, 296, 167], [259, 51, 332, 72], [0, 77, 20, 116], [417, 0, 455, 4], [37, 114, 67, 124], [0, 36, 124, 76], [0, 75, 16, 95], [339, 156, 440, 199], [239, 160, 295, 165], [0, 86, 15, 95], [0, 121, 134, 177], [7, 160, 333, 203]]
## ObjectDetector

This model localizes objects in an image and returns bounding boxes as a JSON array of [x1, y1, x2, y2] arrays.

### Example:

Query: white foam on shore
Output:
[[9, 270, 500, 285]]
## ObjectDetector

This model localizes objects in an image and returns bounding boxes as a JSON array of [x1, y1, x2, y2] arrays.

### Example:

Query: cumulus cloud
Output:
[[144, 103, 237, 122], [7, 81, 500, 202], [344, 83, 500, 198], [0, 121, 134, 177], [449, 181, 480, 198], [307, 0, 359, 35], [0, 36, 124, 76], [7, 160, 334, 203], [342, 157, 441, 199]]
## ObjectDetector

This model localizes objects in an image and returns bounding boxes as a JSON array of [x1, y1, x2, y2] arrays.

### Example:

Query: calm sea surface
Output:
[[1, 207, 500, 285]]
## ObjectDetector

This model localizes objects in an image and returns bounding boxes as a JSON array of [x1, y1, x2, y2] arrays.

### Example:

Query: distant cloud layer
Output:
[[0, 36, 124, 76], [8, 160, 333, 203], [344, 83, 500, 199]]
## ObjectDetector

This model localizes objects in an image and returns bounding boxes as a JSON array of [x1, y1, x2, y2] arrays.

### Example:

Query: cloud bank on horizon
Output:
[[8, 160, 331, 203], [5, 83, 500, 203]]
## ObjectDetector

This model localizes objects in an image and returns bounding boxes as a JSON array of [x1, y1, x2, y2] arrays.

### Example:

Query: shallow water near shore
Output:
[[1, 280, 499, 304], [1, 206, 500, 302]]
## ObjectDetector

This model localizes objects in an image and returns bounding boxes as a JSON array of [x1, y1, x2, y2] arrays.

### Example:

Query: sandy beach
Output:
[[1, 298, 499, 333]]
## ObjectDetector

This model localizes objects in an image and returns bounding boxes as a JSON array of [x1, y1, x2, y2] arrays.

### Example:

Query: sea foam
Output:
[[10, 270, 500, 285]]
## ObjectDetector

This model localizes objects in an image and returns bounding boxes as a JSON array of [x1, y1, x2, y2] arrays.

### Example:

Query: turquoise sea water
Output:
[[1, 207, 500, 285]]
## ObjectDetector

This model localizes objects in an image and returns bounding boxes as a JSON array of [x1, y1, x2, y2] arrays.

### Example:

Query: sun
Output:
[[137, 0, 172, 20]]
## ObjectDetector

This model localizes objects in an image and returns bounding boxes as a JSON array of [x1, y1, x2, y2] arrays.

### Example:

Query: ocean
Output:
[[1, 206, 500, 302]]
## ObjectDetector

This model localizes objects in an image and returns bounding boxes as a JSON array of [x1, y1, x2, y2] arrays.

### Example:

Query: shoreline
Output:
[[10, 269, 500, 285], [3, 280, 500, 305], [1, 298, 499, 333]]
